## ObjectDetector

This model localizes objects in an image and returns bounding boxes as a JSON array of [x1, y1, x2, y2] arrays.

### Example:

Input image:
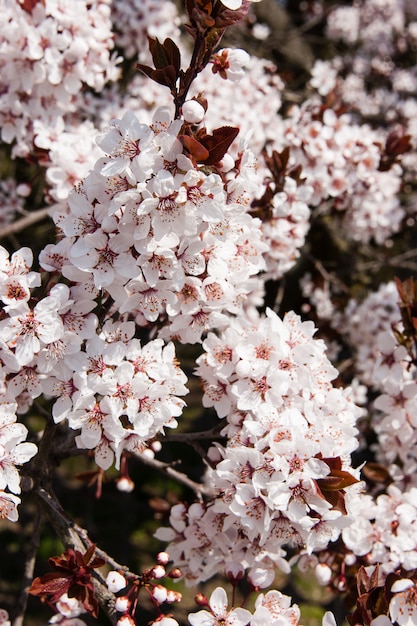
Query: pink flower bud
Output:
[[195, 593, 208, 607]]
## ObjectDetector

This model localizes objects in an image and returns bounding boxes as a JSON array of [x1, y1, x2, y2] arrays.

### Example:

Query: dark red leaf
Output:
[[215, 1, 251, 27], [20, 0, 44, 12], [316, 455, 342, 471], [317, 469, 359, 491], [29, 573, 71, 603], [163, 38, 181, 75], [199, 126, 239, 165], [136, 63, 156, 80], [361, 462, 393, 485], [83, 544, 97, 566], [179, 135, 210, 162], [148, 37, 170, 69]]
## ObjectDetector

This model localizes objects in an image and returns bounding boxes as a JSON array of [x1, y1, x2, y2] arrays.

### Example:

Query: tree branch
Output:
[[0, 207, 54, 240], [12, 507, 43, 626], [35, 487, 119, 625], [134, 452, 217, 500], [159, 422, 227, 443]]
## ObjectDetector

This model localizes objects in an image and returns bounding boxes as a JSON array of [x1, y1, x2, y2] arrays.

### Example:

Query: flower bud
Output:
[[315, 563, 332, 586], [106, 571, 127, 593], [218, 153, 235, 172], [167, 568, 182, 579], [182, 100, 205, 124], [195, 593, 208, 607], [151, 565, 166, 579], [151, 617, 180, 626], [152, 584, 168, 604], [116, 477, 135, 492], [344, 553, 356, 566], [335, 575, 347, 592], [226, 562, 245, 583], [115, 596, 131, 613], [157, 551, 170, 565], [248, 567, 275, 589], [166, 589, 182, 603]]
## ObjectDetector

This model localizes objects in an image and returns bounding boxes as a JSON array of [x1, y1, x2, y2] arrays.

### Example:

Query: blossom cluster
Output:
[[0, 402, 36, 522], [272, 102, 404, 244], [188, 585, 302, 626], [0, 0, 416, 625], [0, 0, 120, 156], [314, 0, 417, 182], [156, 308, 362, 585], [111, 0, 180, 61], [0, 243, 188, 471], [342, 484, 417, 576], [45, 106, 267, 344]]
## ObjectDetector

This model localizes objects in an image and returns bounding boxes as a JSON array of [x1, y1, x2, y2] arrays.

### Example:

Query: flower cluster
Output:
[[0, 0, 120, 156], [272, 102, 404, 244], [317, 0, 417, 181], [111, 0, 181, 61], [156, 308, 361, 585], [0, 244, 188, 473], [0, 402, 36, 522], [1, 1, 416, 625], [45, 106, 267, 344], [342, 484, 417, 577], [188, 585, 302, 626], [192, 56, 284, 154], [340, 282, 403, 388], [33, 119, 103, 203]]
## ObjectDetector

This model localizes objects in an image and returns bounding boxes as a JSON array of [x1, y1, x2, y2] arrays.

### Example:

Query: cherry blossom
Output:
[[390, 579, 417, 626], [0, 0, 120, 156], [0, 404, 37, 496], [188, 587, 251, 626], [0, 491, 21, 523], [157, 308, 361, 584], [250, 590, 300, 626]]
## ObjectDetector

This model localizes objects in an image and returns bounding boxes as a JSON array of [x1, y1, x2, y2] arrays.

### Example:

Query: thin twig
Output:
[[312, 257, 350, 294], [160, 422, 227, 443], [0, 207, 53, 239], [12, 507, 43, 626], [35, 487, 119, 625], [134, 452, 217, 500]]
